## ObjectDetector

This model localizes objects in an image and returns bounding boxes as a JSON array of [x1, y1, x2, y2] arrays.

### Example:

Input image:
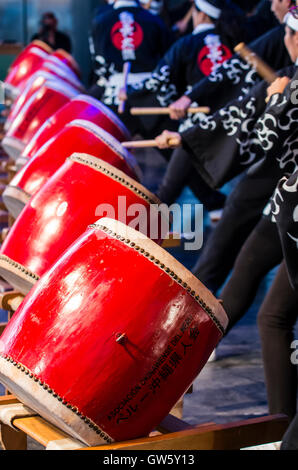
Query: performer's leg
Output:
[[258, 262, 298, 419], [281, 413, 298, 450], [192, 171, 278, 293], [156, 147, 226, 210], [221, 217, 283, 332]]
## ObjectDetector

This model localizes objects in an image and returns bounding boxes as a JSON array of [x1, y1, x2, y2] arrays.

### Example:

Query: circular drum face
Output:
[[21, 95, 131, 160], [2, 81, 78, 160], [0, 217, 228, 446], [0, 154, 168, 294], [4, 121, 140, 219]]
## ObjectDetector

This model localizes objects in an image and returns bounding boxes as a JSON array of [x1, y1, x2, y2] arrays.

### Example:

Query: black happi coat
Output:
[[262, 70, 298, 290], [271, 171, 298, 290], [126, 24, 236, 135], [128, 24, 235, 109], [185, 25, 292, 114], [90, 1, 170, 107], [181, 65, 297, 189]]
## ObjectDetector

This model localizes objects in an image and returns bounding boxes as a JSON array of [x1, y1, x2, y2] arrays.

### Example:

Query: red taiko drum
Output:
[[4, 41, 52, 92], [5, 72, 56, 132], [2, 81, 79, 160], [48, 49, 81, 79], [0, 217, 228, 446], [4, 71, 83, 132], [4, 121, 140, 218], [21, 95, 131, 161], [0, 154, 168, 294], [37, 60, 84, 91]]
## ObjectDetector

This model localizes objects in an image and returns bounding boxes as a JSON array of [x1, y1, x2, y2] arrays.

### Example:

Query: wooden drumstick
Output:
[[0, 291, 25, 312], [118, 62, 131, 114], [142, 0, 153, 9], [122, 138, 181, 149], [130, 106, 210, 115], [234, 43, 278, 84]]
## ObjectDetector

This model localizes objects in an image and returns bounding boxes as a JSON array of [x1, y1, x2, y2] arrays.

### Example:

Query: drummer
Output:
[[125, 0, 246, 119], [155, 10, 298, 423], [165, 0, 294, 127], [152, 0, 295, 218], [220, 64, 298, 422], [88, 0, 171, 113], [153, 6, 297, 293], [123, 0, 247, 214]]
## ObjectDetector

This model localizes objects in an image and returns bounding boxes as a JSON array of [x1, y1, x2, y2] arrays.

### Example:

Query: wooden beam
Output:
[[0, 394, 289, 451], [157, 414, 192, 434], [13, 416, 73, 448], [81, 415, 288, 451], [0, 396, 26, 450], [0, 423, 27, 450], [0, 291, 24, 312], [0, 395, 19, 406]]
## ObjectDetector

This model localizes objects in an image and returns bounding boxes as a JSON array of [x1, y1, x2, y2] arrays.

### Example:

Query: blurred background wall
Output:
[[0, 0, 104, 83]]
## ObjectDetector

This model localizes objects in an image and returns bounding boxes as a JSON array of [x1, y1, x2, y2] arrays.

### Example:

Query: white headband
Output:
[[195, 0, 221, 19], [285, 12, 298, 32]]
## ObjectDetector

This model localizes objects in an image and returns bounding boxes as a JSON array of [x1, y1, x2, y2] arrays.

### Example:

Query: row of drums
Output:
[[0, 42, 228, 446]]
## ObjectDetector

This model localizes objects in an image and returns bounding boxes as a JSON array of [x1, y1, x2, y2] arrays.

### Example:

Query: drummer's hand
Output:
[[169, 96, 192, 120], [266, 77, 290, 100], [118, 87, 128, 102], [155, 131, 182, 149]]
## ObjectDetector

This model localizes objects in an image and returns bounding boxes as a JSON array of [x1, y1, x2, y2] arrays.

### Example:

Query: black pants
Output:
[[156, 147, 226, 211], [192, 169, 280, 293], [281, 413, 298, 450], [221, 216, 283, 332], [258, 262, 298, 420], [221, 217, 298, 419]]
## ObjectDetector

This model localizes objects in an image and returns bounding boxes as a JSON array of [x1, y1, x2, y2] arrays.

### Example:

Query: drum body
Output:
[[4, 121, 140, 218], [2, 82, 78, 160], [0, 217, 228, 446], [0, 155, 167, 294], [4, 42, 51, 91], [21, 95, 131, 161]]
